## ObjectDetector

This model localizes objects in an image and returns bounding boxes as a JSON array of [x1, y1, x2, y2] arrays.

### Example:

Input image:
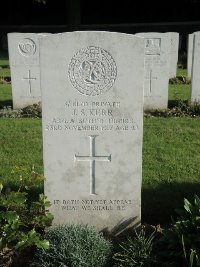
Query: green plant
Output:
[[161, 195, 200, 266], [0, 106, 21, 118], [0, 103, 42, 118], [31, 224, 112, 267], [0, 166, 53, 267], [113, 228, 157, 267]]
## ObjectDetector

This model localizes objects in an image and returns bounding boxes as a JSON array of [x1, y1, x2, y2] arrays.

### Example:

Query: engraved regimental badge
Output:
[[18, 38, 36, 57], [68, 46, 117, 96], [145, 38, 161, 55]]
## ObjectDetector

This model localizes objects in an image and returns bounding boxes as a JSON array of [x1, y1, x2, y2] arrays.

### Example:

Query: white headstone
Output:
[[187, 31, 200, 78], [8, 33, 48, 109], [187, 33, 195, 78], [169, 32, 179, 78], [40, 31, 144, 233], [136, 32, 171, 110], [191, 33, 200, 103]]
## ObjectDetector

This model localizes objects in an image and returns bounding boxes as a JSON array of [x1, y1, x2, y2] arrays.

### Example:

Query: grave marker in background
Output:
[[40, 31, 144, 233], [8, 33, 48, 109], [187, 31, 200, 78], [191, 32, 200, 103], [187, 33, 195, 78], [169, 32, 179, 78], [136, 32, 171, 110]]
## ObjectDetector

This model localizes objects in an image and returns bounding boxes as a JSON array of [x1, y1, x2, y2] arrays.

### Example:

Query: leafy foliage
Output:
[[0, 166, 53, 267], [161, 195, 200, 266], [31, 224, 112, 267], [113, 228, 157, 267], [0, 106, 21, 118], [0, 103, 42, 118]]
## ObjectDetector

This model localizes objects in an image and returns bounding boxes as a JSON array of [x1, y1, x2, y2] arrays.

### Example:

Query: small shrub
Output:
[[31, 224, 112, 267], [0, 103, 42, 118], [113, 228, 157, 267], [0, 166, 53, 267], [161, 195, 200, 266], [0, 106, 21, 118]]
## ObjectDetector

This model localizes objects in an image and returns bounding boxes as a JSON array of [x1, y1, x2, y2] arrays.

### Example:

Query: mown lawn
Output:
[[0, 117, 200, 225], [142, 117, 200, 225], [0, 119, 43, 187], [0, 52, 10, 77], [0, 84, 12, 100], [176, 67, 188, 76], [168, 84, 190, 101]]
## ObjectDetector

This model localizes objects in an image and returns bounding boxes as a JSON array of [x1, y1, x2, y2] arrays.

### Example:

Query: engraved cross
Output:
[[22, 70, 36, 94], [75, 135, 111, 195], [145, 69, 157, 93]]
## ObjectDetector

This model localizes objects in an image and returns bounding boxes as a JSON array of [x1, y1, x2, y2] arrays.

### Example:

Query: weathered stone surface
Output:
[[40, 31, 144, 233]]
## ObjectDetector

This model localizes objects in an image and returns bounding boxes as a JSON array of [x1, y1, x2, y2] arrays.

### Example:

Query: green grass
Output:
[[168, 84, 190, 101], [0, 118, 43, 187], [142, 117, 200, 225], [0, 67, 10, 77], [0, 84, 12, 100], [176, 67, 188, 77], [0, 53, 10, 77], [0, 53, 10, 75], [0, 117, 200, 225], [0, 84, 12, 107]]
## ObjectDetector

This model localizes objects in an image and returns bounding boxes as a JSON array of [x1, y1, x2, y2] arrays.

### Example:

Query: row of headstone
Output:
[[8, 32, 179, 111], [7, 31, 179, 232]]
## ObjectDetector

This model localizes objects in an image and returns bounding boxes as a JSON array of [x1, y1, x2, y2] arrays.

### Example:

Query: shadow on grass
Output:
[[0, 99, 13, 108], [168, 99, 188, 109], [0, 50, 8, 60], [0, 65, 9, 68], [142, 182, 200, 226]]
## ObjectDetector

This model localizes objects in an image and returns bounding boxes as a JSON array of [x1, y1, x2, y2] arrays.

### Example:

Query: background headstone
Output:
[[187, 33, 195, 78], [187, 31, 200, 78], [169, 32, 179, 78], [8, 33, 48, 109], [136, 32, 171, 110], [40, 31, 144, 233], [191, 32, 200, 103]]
